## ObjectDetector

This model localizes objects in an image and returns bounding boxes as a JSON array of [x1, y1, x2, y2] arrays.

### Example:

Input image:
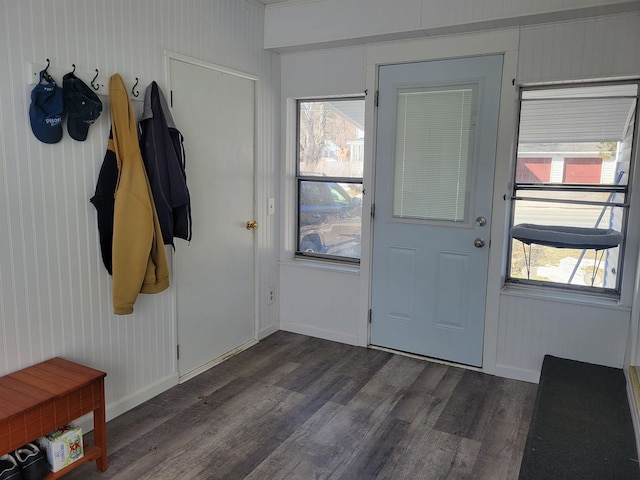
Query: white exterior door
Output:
[[370, 55, 503, 367], [169, 55, 256, 380]]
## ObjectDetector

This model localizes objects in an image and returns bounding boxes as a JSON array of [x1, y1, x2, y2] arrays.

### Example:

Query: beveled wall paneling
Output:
[[0, 0, 280, 422]]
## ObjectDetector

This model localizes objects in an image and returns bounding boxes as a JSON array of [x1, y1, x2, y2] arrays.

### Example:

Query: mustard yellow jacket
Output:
[[110, 73, 169, 314]]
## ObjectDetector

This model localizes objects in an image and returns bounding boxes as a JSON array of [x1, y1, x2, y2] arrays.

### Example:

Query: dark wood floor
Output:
[[65, 331, 536, 480]]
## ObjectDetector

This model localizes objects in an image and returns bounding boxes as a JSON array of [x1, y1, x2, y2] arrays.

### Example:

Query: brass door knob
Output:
[[246, 220, 258, 230]]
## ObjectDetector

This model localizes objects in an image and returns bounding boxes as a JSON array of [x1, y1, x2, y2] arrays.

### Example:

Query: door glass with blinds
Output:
[[393, 84, 478, 223]]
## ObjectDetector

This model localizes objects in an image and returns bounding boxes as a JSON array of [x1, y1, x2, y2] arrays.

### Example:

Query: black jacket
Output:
[[90, 132, 118, 274], [139, 81, 192, 246]]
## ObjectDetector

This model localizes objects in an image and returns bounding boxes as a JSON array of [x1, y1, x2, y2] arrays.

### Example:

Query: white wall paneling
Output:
[[0, 0, 280, 426], [26, 61, 144, 101], [517, 13, 640, 84], [279, 46, 366, 347], [4, 1, 640, 441], [280, 262, 360, 345], [496, 292, 631, 382], [280, 47, 367, 99], [279, 14, 640, 381]]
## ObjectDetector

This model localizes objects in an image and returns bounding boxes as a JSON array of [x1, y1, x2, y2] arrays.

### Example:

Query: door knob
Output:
[[476, 216, 487, 227], [474, 238, 485, 248], [246, 220, 258, 231]]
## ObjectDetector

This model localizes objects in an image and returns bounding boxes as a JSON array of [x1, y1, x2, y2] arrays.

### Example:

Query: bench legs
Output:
[[94, 378, 107, 472]]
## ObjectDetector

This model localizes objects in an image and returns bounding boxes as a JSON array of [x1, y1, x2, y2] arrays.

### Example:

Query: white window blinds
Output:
[[393, 85, 477, 222]]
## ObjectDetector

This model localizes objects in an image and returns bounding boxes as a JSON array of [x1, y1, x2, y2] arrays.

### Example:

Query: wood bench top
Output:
[[0, 357, 106, 420]]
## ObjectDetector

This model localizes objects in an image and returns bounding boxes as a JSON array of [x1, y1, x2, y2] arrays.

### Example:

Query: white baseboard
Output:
[[178, 339, 258, 384], [75, 372, 179, 434], [257, 323, 279, 340], [280, 322, 359, 346], [493, 364, 541, 384]]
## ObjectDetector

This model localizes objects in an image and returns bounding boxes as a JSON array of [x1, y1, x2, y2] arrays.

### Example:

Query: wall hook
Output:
[[71, 63, 76, 74], [131, 77, 139, 97], [91, 69, 100, 91], [42, 58, 53, 82]]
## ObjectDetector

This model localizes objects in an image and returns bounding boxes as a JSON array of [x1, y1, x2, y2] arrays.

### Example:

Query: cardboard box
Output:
[[39, 423, 84, 472]]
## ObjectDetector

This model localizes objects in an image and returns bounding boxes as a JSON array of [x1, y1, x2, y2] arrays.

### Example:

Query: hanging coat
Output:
[[108, 73, 169, 315], [139, 81, 192, 246], [90, 131, 117, 274]]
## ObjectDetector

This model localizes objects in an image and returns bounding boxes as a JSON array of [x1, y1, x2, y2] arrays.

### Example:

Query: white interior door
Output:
[[370, 55, 503, 367], [169, 56, 256, 380]]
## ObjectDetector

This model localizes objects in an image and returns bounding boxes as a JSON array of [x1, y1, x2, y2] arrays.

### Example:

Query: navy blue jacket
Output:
[[139, 81, 192, 245]]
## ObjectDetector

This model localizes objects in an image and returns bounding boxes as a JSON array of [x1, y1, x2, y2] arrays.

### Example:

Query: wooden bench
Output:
[[0, 357, 107, 479]]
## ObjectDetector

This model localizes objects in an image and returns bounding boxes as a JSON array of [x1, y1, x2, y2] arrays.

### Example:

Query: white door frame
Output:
[[359, 30, 520, 375], [164, 50, 260, 379]]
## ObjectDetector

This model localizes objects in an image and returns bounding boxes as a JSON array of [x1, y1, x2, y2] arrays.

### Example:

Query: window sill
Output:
[[500, 282, 630, 310], [279, 257, 360, 275]]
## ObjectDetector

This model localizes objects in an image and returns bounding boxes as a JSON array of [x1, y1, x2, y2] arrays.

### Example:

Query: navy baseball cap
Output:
[[29, 70, 64, 144], [63, 72, 102, 141]]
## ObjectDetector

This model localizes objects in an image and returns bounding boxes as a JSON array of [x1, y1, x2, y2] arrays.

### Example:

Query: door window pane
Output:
[[393, 85, 477, 222]]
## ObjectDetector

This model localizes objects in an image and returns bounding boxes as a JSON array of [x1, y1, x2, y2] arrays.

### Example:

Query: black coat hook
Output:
[[131, 77, 139, 97], [42, 58, 53, 82], [91, 69, 100, 91], [71, 63, 76, 74]]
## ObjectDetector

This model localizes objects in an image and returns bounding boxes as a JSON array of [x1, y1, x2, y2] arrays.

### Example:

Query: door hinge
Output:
[[177, 344, 180, 360], [368, 309, 372, 324], [375, 90, 379, 107], [371, 203, 375, 219], [170, 90, 173, 108]]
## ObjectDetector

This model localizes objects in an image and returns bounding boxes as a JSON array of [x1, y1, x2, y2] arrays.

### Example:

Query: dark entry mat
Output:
[[519, 355, 639, 480]]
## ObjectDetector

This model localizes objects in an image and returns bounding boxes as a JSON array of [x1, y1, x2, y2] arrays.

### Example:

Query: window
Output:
[[296, 98, 365, 262], [507, 82, 639, 294], [393, 85, 477, 223]]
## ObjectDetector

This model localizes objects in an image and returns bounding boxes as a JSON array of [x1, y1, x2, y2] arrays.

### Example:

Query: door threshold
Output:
[[179, 338, 258, 384], [368, 344, 483, 372]]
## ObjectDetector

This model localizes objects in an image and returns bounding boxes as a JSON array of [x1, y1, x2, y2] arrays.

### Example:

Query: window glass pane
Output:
[[298, 100, 365, 178], [393, 85, 477, 222], [516, 143, 628, 186], [508, 82, 638, 293], [517, 84, 637, 186], [511, 192, 626, 291], [297, 97, 364, 262], [299, 181, 362, 258], [510, 240, 621, 289], [512, 191, 623, 228]]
